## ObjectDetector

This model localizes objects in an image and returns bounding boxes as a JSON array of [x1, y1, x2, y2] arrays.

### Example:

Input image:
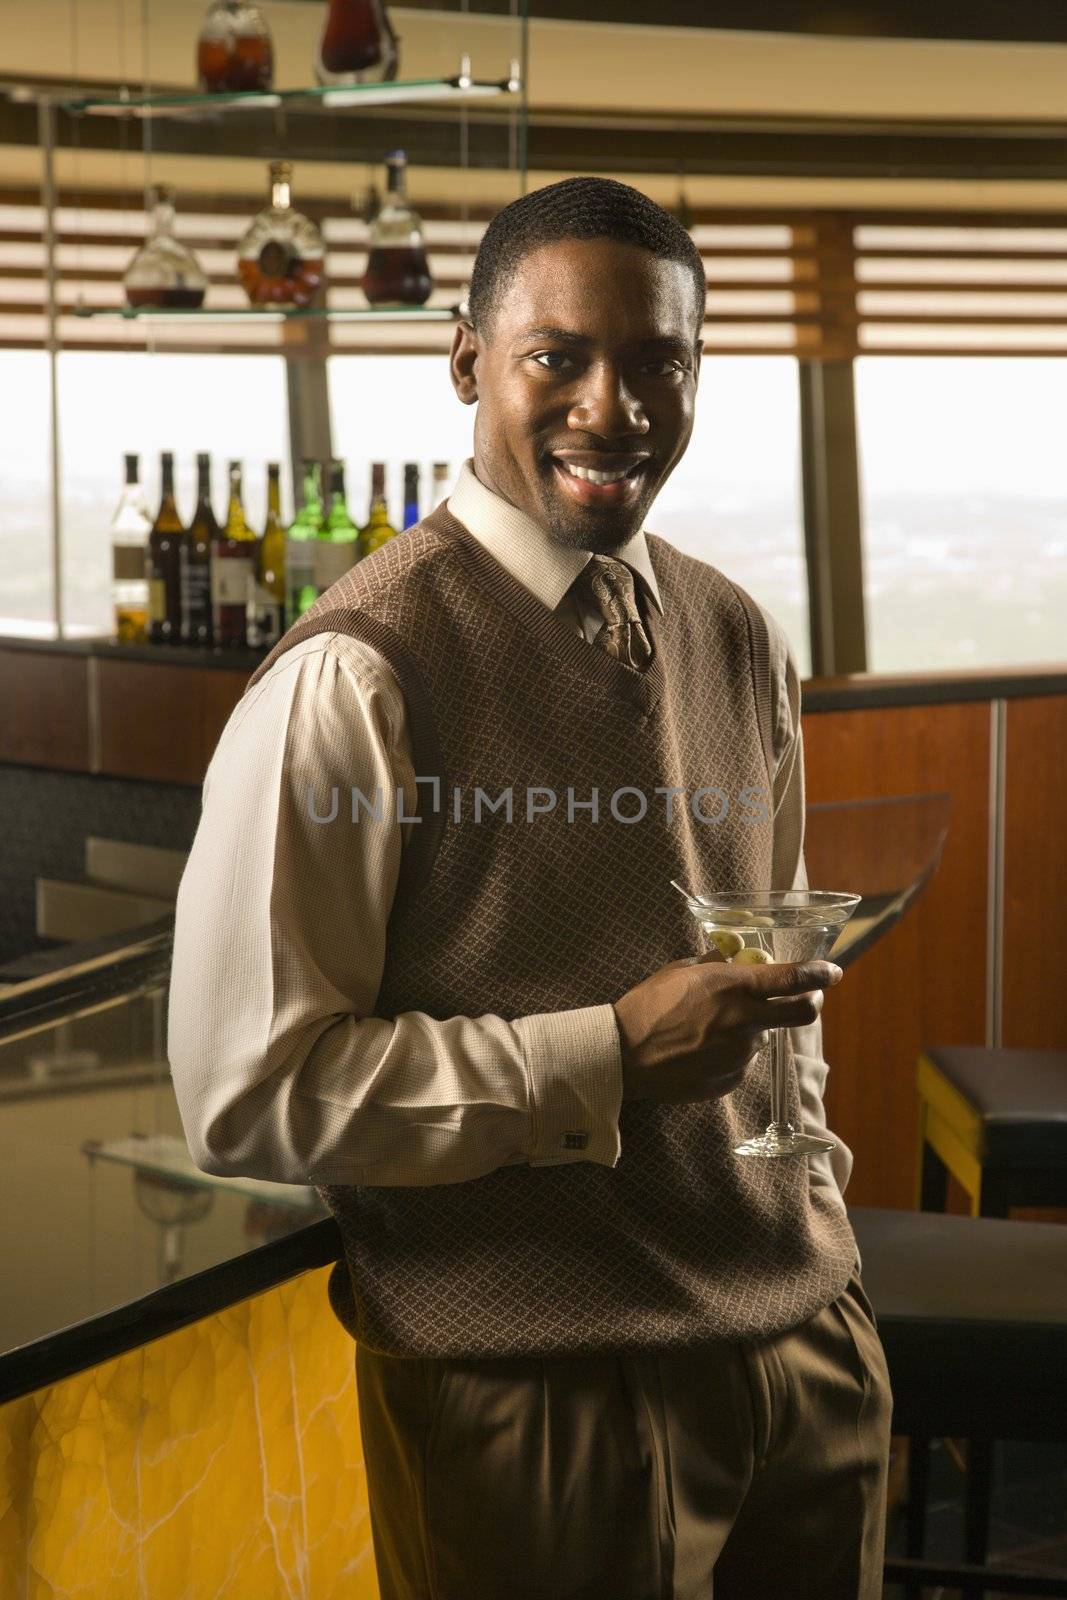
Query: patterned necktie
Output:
[[572, 554, 654, 672]]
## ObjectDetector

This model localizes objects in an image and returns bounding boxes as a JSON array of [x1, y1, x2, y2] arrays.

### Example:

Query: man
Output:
[[169, 176, 892, 1599]]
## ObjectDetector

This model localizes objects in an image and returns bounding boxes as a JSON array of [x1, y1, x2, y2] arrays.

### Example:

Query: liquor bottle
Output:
[[182, 452, 217, 648], [212, 461, 257, 648], [401, 462, 420, 529], [109, 454, 152, 645], [314, 460, 360, 594], [237, 163, 325, 308], [124, 187, 208, 310], [360, 462, 398, 556], [146, 452, 186, 646], [285, 458, 323, 625], [248, 462, 286, 649], [361, 152, 432, 307], [197, 0, 273, 93], [431, 461, 450, 508], [314, 0, 398, 86]]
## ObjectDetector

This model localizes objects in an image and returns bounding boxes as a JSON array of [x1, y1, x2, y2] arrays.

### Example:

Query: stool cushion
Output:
[[849, 1207, 1067, 1437], [923, 1045, 1067, 1164]]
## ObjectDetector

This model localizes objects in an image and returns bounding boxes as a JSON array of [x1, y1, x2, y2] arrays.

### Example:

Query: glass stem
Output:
[[767, 1026, 792, 1136]]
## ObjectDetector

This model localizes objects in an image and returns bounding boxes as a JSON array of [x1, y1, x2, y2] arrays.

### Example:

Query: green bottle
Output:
[[313, 459, 360, 597], [285, 458, 322, 625]]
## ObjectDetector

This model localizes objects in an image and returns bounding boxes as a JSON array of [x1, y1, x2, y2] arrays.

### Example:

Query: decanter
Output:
[[197, 0, 274, 93], [123, 186, 208, 310], [361, 151, 432, 307], [236, 162, 326, 307], [315, 0, 398, 86]]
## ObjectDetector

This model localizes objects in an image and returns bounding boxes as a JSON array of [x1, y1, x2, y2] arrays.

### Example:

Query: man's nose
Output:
[[567, 363, 649, 438]]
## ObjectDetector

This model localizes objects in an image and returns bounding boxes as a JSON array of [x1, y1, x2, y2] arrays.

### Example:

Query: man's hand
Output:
[[612, 950, 843, 1106]]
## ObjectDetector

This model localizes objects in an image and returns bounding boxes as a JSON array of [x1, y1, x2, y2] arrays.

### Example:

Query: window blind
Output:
[[3, 190, 1066, 358]]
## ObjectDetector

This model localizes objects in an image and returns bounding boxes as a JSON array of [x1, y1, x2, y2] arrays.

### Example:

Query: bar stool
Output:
[[850, 1206, 1067, 1600], [911, 1045, 1067, 1596], [917, 1045, 1067, 1217]]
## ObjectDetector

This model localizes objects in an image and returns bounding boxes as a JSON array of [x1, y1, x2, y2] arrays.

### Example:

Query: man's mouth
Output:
[[548, 452, 651, 507]]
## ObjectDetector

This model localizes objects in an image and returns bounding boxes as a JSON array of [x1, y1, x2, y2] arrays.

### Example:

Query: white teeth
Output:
[[560, 461, 635, 485]]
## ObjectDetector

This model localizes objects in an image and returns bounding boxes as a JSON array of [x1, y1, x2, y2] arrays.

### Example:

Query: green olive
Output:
[[733, 945, 773, 964], [710, 929, 745, 958]]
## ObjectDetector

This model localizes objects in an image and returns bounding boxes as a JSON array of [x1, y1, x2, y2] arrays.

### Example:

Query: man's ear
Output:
[[694, 338, 704, 381], [450, 321, 480, 406]]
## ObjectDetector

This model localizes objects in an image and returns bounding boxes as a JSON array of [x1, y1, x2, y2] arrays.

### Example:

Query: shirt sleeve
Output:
[[762, 607, 854, 1205], [167, 633, 622, 1189]]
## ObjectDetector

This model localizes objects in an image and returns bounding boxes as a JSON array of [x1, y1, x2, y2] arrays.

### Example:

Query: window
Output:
[[329, 352, 811, 674], [0, 352, 54, 635], [328, 354, 480, 523], [650, 356, 810, 676], [856, 356, 1067, 672], [57, 352, 289, 636]]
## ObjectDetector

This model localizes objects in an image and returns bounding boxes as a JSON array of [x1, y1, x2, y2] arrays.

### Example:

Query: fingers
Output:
[[737, 960, 842, 996], [758, 994, 825, 1029]]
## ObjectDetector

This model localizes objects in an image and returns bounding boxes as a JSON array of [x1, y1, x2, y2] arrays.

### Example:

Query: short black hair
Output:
[[467, 176, 706, 339]]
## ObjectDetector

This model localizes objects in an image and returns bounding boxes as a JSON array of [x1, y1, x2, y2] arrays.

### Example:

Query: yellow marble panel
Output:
[[0, 1266, 380, 1600]]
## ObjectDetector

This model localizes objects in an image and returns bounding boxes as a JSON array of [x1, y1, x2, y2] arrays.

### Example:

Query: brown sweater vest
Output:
[[245, 503, 857, 1358]]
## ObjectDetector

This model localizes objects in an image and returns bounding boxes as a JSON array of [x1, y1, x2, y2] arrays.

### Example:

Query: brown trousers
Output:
[[355, 1269, 893, 1600]]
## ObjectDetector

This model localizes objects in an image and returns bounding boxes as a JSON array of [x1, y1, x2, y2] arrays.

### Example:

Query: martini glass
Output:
[[673, 887, 861, 1159]]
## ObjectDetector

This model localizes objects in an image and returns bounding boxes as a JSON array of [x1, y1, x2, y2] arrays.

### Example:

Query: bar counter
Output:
[[0, 923, 381, 1596], [3, 630, 1067, 789]]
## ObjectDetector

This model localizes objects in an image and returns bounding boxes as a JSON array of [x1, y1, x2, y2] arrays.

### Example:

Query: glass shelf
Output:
[[72, 304, 460, 323], [60, 68, 521, 119]]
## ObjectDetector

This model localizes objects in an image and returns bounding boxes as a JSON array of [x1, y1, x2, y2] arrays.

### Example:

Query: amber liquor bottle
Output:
[[146, 451, 186, 645], [182, 452, 217, 647], [212, 461, 257, 648], [237, 162, 325, 308], [361, 151, 433, 307]]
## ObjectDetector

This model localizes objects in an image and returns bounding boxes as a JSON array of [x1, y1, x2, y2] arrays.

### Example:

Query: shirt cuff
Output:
[[514, 1004, 623, 1169]]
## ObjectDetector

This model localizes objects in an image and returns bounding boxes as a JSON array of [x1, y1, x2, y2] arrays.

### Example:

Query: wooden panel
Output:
[[96, 660, 202, 784], [200, 669, 252, 774], [0, 648, 88, 772], [96, 661, 248, 785], [1002, 693, 1067, 1048], [802, 701, 990, 1210]]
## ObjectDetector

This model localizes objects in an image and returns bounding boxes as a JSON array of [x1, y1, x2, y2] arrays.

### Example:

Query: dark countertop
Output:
[[0, 633, 266, 671], [3, 633, 1065, 706], [0, 920, 336, 1404], [800, 660, 1067, 711]]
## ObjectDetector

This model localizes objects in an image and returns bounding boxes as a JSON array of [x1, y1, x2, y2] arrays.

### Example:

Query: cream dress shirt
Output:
[[168, 461, 852, 1204]]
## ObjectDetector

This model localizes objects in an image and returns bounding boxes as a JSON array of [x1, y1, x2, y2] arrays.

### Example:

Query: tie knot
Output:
[[572, 554, 653, 672], [580, 554, 643, 628]]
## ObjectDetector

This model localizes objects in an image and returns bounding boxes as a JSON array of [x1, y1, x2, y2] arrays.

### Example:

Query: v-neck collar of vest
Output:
[[426, 502, 666, 715]]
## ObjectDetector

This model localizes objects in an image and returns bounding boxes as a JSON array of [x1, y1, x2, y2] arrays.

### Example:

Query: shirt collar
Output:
[[446, 459, 664, 616]]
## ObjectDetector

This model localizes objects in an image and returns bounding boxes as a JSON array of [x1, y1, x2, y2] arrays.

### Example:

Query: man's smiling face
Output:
[[450, 236, 702, 554]]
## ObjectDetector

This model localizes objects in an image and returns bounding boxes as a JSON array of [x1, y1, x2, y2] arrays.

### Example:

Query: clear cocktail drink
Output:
[[676, 888, 861, 1158]]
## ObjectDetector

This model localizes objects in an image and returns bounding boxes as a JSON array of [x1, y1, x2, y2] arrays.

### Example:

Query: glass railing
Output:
[[59, 62, 521, 118], [72, 303, 460, 322]]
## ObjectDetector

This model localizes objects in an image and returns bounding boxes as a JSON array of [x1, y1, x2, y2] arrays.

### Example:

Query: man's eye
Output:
[[531, 351, 576, 372], [640, 359, 685, 377]]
